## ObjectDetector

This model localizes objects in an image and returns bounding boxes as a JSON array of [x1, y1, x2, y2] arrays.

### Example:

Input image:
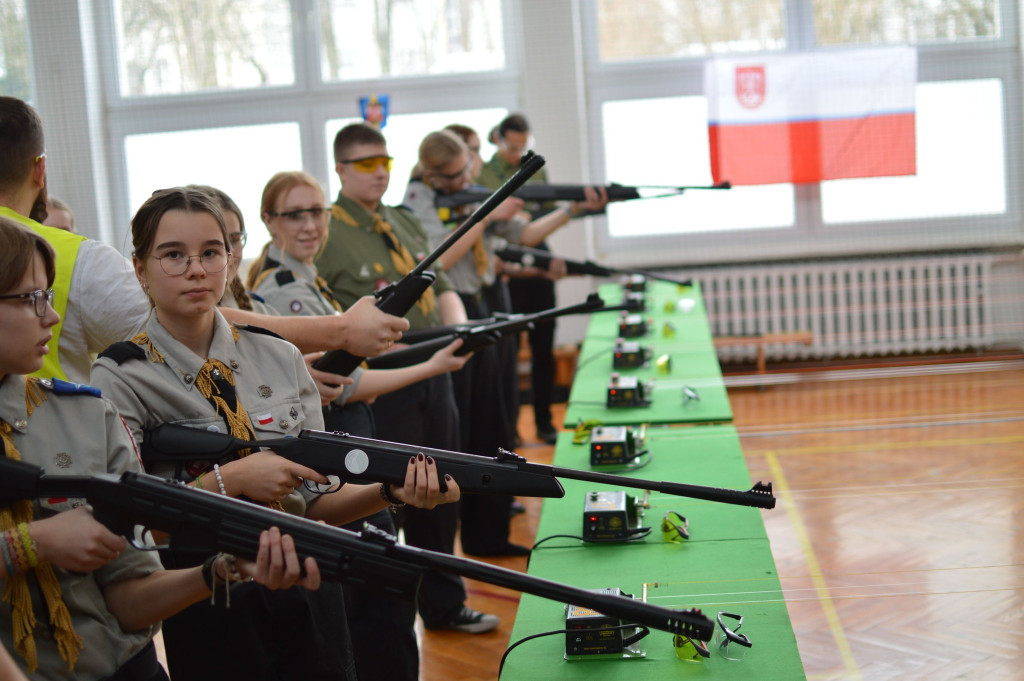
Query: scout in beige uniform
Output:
[[251, 171, 469, 411], [0, 218, 316, 681], [89, 187, 457, 681]]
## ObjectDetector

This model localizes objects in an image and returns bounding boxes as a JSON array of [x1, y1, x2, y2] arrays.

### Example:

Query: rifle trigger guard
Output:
[[494, 447, 526, 463]]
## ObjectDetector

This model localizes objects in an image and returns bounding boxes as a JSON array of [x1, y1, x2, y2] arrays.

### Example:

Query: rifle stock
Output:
[[313, 152, 546, 377], [0, 457, 714, 641], [365, 293, 606, 369], [141, 424, 776, 509]]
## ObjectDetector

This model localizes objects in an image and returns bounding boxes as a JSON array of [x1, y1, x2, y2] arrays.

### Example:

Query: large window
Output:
[[95, 0, 516, 257], [585, 0, 1020, 264]]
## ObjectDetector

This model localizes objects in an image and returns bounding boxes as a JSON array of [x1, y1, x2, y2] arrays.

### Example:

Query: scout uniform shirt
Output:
[[314, 193, 457, 333], [90, 308, 324, 514], [403, 178, 526, 297], [0, 374, 162, 681], [250, 245, 363, 406]]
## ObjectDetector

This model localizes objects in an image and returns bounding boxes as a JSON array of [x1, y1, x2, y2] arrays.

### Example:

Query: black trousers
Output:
[[484, 279, 521, 444], [370, 374, 467, 625], [327, 403, 419, 681], [508, 250, 557, 431], [452, 292, 517, 555]]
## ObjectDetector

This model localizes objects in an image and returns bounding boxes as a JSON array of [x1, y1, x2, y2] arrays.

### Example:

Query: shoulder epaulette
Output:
[[274, 269, 296, 286], [98, 341, 147, 365], [249, 291, 267, 303], [237, 325, 286, 341], [39, 377, 102, 398], [394, 204, 414, 214]]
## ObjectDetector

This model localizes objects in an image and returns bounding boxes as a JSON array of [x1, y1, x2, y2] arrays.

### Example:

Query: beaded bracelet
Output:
[[212, 464, 227, 495], [378, 482, 406, 509], [16, 523, 38, 567]]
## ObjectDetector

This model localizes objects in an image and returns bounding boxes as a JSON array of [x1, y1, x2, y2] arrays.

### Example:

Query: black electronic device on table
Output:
[[565, 587, 647, 658], [612, 339, 651, 369], [606, 373, 651, 408], [590, 425, 642, 466], [617, 312, 648, 338], [582, 490, 643, 541]]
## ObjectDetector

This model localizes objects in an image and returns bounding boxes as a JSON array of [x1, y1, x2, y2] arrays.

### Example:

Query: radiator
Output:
[[685, 254, 1002, 361]]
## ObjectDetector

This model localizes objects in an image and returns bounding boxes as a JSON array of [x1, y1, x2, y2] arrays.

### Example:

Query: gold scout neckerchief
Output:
[[130, 331, 282, 510], [1, 378, 83, 673], [331, 203, 436, 315]]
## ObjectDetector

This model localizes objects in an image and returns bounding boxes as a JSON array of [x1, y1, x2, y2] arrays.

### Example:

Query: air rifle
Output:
[[496, 243, 693, 287], [312, 151, 547, 377], [0, 457, 713, 642], [365, 293, 606, 369], [434, 180, 731, 210], [141, 423, 777, 509]]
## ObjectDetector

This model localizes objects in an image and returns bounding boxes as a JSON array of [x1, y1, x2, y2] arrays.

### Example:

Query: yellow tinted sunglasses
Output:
[[341, 155, 394, 173]]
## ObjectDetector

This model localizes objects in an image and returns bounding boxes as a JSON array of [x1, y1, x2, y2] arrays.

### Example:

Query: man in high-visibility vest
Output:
[[0, 96, 409, 383]]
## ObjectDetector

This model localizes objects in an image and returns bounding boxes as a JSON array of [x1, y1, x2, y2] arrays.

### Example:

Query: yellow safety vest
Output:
[[0, 206, 85, 381]]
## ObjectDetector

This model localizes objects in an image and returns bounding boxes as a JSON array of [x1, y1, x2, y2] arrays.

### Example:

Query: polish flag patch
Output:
[[256, 413, 274, 425]]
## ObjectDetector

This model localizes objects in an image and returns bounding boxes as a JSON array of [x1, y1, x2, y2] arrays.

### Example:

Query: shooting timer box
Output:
[[565, 588, 636, 656], [583, 490, 640, 541], [606, 373, 649, 408], [612, 339, 650, 369], [623, 274, 647, 293], [590, 426, 637, 466], [617, 312, 648, 338]]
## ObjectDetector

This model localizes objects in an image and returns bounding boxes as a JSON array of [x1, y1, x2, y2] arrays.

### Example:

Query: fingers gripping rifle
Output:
[[365, 293, 606, 369], [141, 424, 777, 509], [434, 181, 731, 210], [496, 243, 693, 287], [0, 457, 714, 642], [312, 152, 547, 377]]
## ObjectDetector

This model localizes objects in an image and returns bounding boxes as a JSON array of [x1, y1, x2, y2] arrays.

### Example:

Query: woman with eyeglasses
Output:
[[247, 171, 472, 414], [0, 216, 316, 681], [89, 187, 459, 681]]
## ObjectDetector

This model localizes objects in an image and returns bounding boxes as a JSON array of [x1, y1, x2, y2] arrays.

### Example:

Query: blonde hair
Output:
[[247, 171, 327, 289]]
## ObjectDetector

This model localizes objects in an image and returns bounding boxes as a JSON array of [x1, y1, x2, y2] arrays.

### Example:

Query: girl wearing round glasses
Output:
[[90, 187, 459, 681], [0, 217, 313, 680]]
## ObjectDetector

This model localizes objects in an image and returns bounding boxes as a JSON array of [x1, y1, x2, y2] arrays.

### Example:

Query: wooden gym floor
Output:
[[420, 359, 1024, 681]]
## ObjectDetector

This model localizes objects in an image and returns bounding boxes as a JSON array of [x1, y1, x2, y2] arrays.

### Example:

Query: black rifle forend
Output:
[[141, 424, 777, 509], [312, 151, 546, 377], [365, 293, 606, 369], [0, 457, 714, 642], [434, 180, 731, 209], [496, 243, 693, 287]]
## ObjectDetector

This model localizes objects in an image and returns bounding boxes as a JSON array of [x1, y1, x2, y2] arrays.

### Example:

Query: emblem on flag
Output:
[[735, 66, 766, 110], [257, 413, 274, 426]]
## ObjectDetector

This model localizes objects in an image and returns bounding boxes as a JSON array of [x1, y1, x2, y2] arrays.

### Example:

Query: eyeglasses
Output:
[[150, 248, 229, 276], [340, 155, 394, 173], [714, 612, 752, 661], [435, 159, 472, 181], [228, 232, 248, 248], [673, 634, 710, 662], [0, 288, 55, 317], [268, 207, 327, 224], [661, 511, 690, 543]]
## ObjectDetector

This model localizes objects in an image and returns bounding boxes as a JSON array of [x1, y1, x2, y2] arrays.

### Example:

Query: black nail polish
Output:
[[409, 456, 416, 465], [417, 453, 424, 462], [427, 456, 435, 465], [444, 474, 453, 481]]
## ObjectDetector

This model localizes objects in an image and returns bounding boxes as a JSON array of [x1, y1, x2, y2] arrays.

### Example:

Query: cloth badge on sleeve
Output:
[[257, 413, 274, 426]]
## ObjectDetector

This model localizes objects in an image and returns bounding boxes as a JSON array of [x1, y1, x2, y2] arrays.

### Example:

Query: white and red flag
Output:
[[705, 47, 917, 185]]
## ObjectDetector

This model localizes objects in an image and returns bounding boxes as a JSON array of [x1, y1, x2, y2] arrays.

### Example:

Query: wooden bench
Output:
[[713, 331, 814, 374]]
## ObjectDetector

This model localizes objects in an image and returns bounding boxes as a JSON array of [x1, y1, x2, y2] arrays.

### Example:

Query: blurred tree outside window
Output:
[[0, 0, 32, 101], [114, 0, 294, 96], [319, 0, 504, 80]]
